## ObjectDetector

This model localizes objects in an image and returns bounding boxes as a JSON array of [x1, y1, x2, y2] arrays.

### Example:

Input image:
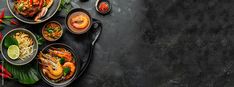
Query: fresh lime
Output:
[[7, 45, 20, 60]]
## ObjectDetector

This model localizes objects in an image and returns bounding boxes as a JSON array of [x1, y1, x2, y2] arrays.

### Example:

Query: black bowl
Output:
[[38, 43, 81, 86], [1, 28, 38, 66], [7, 0, 61, 24], [95, 0, 111, 15], [65, 8, 93, 35]]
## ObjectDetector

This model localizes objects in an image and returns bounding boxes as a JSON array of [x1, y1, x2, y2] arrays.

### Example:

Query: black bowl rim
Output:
[[6, 0, 61, 24], [38, 43, 80, 86], [1, 28, 39, 66], [65, 8, 93, 35]]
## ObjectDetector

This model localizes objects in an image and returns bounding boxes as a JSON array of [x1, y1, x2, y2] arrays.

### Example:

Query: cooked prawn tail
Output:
[[34, 7, 48, 22]]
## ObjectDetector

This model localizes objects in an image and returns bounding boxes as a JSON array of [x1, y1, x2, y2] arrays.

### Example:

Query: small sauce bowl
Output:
[[95, 0, 111, 15]]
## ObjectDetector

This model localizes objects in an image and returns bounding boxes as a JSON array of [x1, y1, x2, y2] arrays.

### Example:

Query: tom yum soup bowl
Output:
[[65, 8, 93, 34], [38, 43, 81, 86], [1, 28, 38, 65], [42, 21, 63, 41]]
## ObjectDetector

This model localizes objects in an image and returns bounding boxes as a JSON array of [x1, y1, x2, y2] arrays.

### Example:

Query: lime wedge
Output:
[[7, 45, 20, 60]]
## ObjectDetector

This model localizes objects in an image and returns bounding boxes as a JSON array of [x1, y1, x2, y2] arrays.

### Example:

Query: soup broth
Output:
[[67, 12, 91, 33]]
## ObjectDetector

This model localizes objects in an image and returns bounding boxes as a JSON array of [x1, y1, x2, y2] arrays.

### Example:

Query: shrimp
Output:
[[38, 52, 63, 76], [46, 61, 63, 76], [63, 62, 76, 79], [38, 52, 56, 66], [42, 69, 63, 80], [45, 0, 53, 8], [34, 7, 48, 22], [49, 48, 73, 62], [71, 15, 89, 29]]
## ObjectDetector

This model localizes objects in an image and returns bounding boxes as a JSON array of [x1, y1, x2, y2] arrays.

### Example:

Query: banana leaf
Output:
[[3, 61, 40, 84]]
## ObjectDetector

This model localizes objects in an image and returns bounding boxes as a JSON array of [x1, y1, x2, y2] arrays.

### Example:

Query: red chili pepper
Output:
[[10, 19, 18, 25], [0, 19, 3, 24], [0, 64, 12, 77], [0, 8, 5, 19], [30, 0, 33, 5], [0, 32, 3, 42], [0, 73, 11, 79]]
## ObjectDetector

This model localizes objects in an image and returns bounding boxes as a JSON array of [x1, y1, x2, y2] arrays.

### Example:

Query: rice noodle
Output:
[[13, 32, 35, 60]]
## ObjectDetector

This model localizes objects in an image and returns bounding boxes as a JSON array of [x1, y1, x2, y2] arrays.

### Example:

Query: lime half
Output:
[[7, 45, 20, 60]]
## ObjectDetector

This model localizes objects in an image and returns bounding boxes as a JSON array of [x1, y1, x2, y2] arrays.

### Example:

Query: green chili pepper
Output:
[[3, 16, 14, 19]]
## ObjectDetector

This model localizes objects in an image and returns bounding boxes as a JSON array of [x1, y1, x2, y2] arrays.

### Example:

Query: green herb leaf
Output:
[[36, 35, 44, 46], [18, 3, 24, 12], [63, 67, 70, 76], [47, 28, 54, 33], [59, 0, 71, 11], [60, 58, 65, 65], [4, 36, 18, 48]]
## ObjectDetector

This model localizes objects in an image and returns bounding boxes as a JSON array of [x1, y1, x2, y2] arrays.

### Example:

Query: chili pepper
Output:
[[0, 19, 7, 25], [3, 16, 15, 19], [10, 19, 18, 25], [0, 19, 3, 24], [0, 8, 5, 19], [0, 73, 12, 79], [0, 64, 12, 77], [0, 32, 3, 42], [30, 0, 33, 5]]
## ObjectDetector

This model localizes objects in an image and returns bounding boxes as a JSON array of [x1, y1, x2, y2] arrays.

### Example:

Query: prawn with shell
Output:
[[38, 47, 76, 83]]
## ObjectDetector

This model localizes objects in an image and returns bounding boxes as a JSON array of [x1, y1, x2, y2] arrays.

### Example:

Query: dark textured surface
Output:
[[2, 0, 234, 87]]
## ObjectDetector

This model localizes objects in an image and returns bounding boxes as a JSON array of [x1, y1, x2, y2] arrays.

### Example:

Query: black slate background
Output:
[[2, 0, 234, 87]]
